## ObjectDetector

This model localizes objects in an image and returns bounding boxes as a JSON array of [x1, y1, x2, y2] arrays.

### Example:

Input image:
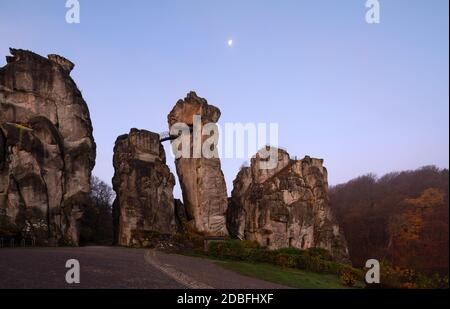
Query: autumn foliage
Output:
[[330, 166, 449, 276]]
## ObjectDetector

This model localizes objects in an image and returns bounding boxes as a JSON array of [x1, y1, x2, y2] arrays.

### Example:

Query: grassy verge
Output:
[[180, 250, 363, 289], [214, 259, 364, 289]]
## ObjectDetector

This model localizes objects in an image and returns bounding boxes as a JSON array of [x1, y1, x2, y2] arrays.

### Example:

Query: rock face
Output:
[[112, 129, 177, 247], [227, 148, 348, 260], [168, 92, 228, 236], [0, 48, 96, 245]]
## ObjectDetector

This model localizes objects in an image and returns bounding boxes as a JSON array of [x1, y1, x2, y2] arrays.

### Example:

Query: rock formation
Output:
[[227, 148, 349, 260], [168, 92, 228, 236], [112, 129, 177, 247], [0, 48, 96, 245]]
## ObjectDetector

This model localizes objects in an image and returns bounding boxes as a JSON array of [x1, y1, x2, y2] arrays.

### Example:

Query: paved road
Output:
[[0, 247, 184, 289], [148, 250, 287, 289], [0, 247, 287, 289]]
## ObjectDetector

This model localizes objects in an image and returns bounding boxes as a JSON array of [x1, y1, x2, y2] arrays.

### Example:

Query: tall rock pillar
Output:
[[0, 48, 96, 245], [112, 129, 177, 246], [168, 92, 228, 236]]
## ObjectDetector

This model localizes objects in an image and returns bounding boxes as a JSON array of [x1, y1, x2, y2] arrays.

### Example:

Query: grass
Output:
[[179, 249, 364, 289], [214, 259, 363, 289]]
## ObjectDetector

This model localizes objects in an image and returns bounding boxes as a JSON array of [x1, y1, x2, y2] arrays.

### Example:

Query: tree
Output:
[[387, 188, 447, 272], [330, 166, 449, 275], [79, 176, 115, 245]]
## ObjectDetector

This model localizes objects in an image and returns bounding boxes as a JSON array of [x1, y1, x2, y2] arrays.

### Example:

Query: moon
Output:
[[228, 39, 233, 47]]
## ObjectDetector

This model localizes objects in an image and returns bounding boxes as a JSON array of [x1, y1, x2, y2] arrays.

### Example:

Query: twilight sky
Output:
[[0, 0, 448, 197]]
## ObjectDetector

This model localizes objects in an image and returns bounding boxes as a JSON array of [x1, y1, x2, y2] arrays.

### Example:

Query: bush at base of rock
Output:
[[172, 231, 205, 250], [207, 240, 259, 260], [207, 240, 360, 278], [274, 253, 298, 268], [306, 247, 333, 261], [246, 249, 277, 264]]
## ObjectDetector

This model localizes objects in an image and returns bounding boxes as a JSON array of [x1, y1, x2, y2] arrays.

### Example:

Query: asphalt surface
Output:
[[0, 246, 184, 289], [0, 246, 288, 289], [149, 250, 287, 289]]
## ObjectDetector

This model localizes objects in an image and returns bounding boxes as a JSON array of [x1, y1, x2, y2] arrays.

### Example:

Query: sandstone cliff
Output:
[[168, 92, 228, 236], [0, 48, 96, 245], [227, 148, 349, 260], [112, 129, 177, 246]]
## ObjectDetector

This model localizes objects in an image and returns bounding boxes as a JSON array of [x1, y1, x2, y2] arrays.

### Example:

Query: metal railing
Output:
[[159, 131, 181, 143], [0, 237, 36, 248]]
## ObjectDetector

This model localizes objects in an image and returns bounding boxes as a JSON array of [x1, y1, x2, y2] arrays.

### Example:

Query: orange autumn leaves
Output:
[[388, 188, 447, 269], [330, 166, 449, 274]]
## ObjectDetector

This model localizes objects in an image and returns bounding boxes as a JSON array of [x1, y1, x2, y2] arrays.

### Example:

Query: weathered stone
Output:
[[0, 48, 96, 245], [174, 198, 188, 233], [227, 148, 349, 261], [47, 54, 75, 74], [168, 92, 228, 236], [112, 129, 177, 247]]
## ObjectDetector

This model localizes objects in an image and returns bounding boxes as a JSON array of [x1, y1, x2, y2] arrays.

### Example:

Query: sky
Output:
[[0, 0, 448, 198]]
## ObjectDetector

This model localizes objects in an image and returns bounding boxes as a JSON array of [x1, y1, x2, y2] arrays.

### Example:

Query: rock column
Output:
[[168, 92, 228, 236], [112, 129, 177, 246], [0, 48, 96, 245]]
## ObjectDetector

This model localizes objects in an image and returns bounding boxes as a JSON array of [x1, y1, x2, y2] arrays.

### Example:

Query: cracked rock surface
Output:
[[112, 129, 177, 246], [0, 48, 96, 245], [168, 92, 228, 236], [227, 148, 349, 261]]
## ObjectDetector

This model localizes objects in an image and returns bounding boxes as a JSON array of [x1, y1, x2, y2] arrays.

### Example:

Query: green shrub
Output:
[[274, 253, 298, 268], [340, 266, 359, 287], [207, 241, 223, 258], [421, 274, 449, 289], [294, 254, 309, 270], [324, 261, 345, 274], [376, 261, 449, 289], [248, 249, 277, 264], [172, 232, 204, 250], [208, 240, 259, 260], [307, 247, 333, 261], [305, 256, 330, 273], [274, 247, 306, 256], [206, 240, 363, 282], [240, 240, 260, 249]]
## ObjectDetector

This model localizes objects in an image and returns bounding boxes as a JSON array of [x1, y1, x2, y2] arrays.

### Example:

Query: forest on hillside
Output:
[[330, 166, 449, 275]]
